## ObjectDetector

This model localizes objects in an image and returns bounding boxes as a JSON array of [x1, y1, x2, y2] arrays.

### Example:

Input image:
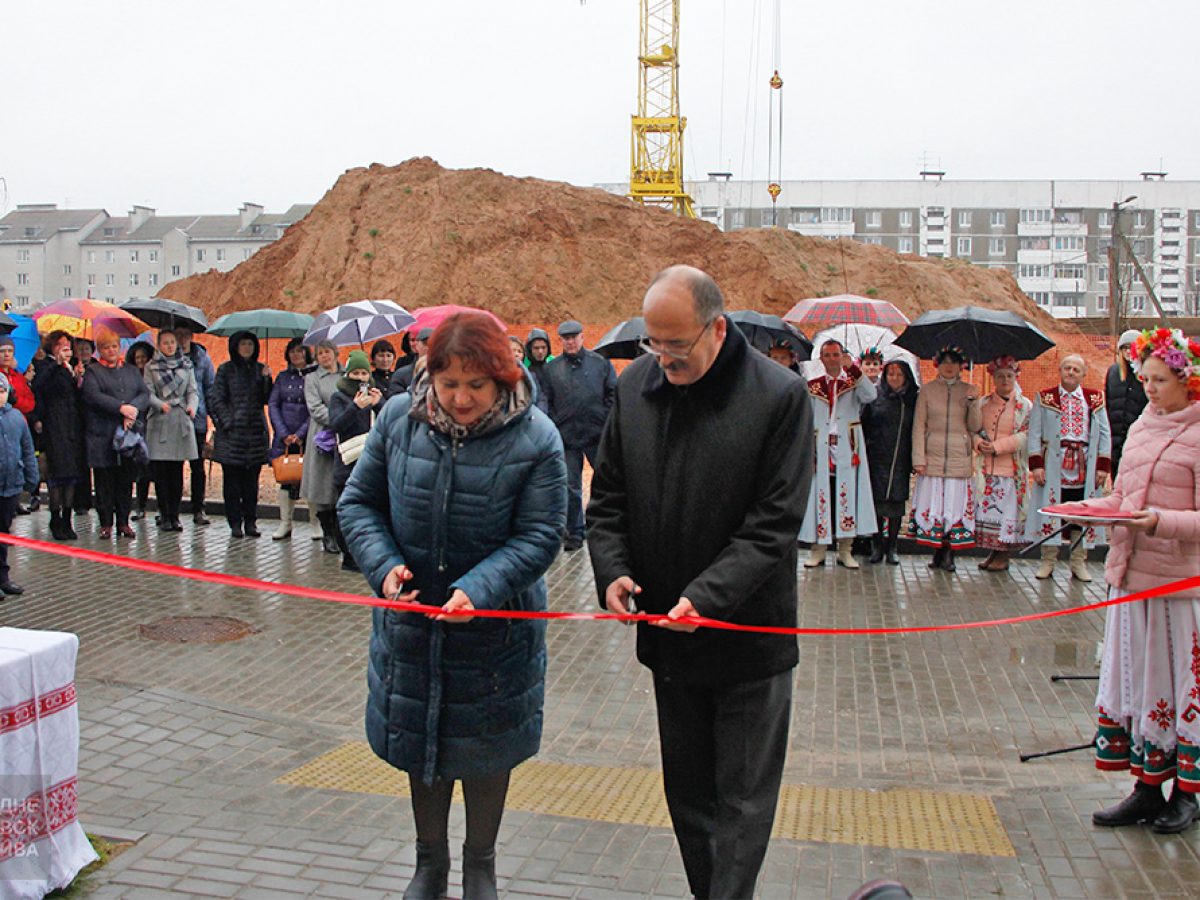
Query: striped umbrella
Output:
[[782, 294, 909, 332], [303, 299, 415, 348], [33, 298, 148, 340]]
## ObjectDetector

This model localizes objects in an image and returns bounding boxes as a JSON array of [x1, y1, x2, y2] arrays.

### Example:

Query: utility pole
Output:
[[1107, 202, 1121, 338]]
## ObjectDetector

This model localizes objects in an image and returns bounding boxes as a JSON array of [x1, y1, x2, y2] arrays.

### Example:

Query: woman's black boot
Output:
[[1152, 784, 1199, 834], [941, 546, 956, 572], [462, 844, 498, 900], [928, 544, 945, 569], [868, 532, 885, 565], [1093, 780, 1165, 827], [885, 519, 901, 565], [317, 510, 340, 554], [403, 841, 449, 900]]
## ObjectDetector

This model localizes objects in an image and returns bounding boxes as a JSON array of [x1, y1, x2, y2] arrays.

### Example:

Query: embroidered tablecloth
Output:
[[0, 627, 97, 898]]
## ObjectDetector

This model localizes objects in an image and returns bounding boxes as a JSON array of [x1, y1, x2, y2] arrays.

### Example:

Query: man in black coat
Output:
[[587, 265, 813, 900], [542, 319, 616, 551]]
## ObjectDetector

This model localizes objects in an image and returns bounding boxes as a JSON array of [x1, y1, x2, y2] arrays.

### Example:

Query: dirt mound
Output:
[[159, 157, 1061, 332]]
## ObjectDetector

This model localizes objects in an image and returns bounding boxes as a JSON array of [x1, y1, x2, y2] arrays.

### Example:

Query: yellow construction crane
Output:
[[629, 0, 696, 217]]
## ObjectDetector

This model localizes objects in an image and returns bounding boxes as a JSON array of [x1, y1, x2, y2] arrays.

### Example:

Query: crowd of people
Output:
[[3, 279, 1200, 896]]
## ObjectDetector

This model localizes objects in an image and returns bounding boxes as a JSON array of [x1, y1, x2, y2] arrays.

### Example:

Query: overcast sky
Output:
[[4, 0, 1197, 215]]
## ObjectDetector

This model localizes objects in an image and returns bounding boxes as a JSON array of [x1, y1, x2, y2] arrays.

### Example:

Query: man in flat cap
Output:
[[542, 320, 616, 551]]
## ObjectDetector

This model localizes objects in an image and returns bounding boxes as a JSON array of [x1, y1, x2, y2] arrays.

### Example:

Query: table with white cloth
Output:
[[0, 628, 97, 899]]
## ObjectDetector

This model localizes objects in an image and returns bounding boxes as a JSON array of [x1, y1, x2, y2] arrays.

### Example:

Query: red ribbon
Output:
[[2, 532, 1198, 635]]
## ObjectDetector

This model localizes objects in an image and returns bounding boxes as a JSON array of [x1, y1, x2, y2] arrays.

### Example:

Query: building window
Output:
[[899, 211, 913, 228], [898, 237, 914, 254], [149, 250, 158, 262], [1096, 265, 1109, 283], [820, 207, 851, 223], [1027, 291, 1050, 306], [989, 238, 1006, 256], [990, 211, 1006, 227], [129, 274, 139, 286], [105, 274, 115, 287], [1098, 211, 1112, 228], [103, 227, 117, 237], [956, 237, 971, 256], [1194, 212, 1200, 228], [216, 248, 226, 262], [87, 274, 96, 285], [760, 210, 774, 227], [1019, 264, 1049, 279], [1130, 294, 1146, 313], [86, 251, 96, 264], [862, 236, 882, 246], [171, 265, 181, 277], [1020, 208, 1051, 224], [130, 250, 139, 262], [730, 210, 746, 229], [16, 273, 28, 286], [1055, 264, 1086, 279], [242, 248, 253, 260], [958, 210, 972, 228], [62, 264, 71, 275], [196, 249, 206, 262], [864, 210, 881, 228], [1096, 292, 1108, 311], [1054, 236, 1084, 251], [1134, 211, 1148, 228], [105, 250, 116, 264], [63, 287, 72, 297], [15, 296, 28, 304], [149, 273, 159, 286], [16, 249, 29, 263]]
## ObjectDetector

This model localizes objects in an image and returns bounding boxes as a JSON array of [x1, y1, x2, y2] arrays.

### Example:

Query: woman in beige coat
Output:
[[911, 348, 982, 571]]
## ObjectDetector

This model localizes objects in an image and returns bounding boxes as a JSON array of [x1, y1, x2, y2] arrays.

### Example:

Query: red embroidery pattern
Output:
[[1190, 632, 1200, 702], [0, 683, 77, 736], [0, 778, 80, 862], [1149, 699, 1176, 731]]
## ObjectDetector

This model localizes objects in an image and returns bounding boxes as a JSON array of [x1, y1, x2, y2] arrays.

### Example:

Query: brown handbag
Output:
[[271, 450, 304, 485]]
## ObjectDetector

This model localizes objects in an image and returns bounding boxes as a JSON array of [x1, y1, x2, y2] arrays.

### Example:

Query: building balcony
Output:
[[787, 222, 854, 238], [1017, 221, 1089, 238]]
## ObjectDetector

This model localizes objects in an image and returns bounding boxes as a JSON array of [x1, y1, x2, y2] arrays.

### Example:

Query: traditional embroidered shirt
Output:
[[1058, 385, 1089, 485]]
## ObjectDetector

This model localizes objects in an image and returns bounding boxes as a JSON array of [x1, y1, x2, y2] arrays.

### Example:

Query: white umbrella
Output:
[[803, 323, 922, 383]]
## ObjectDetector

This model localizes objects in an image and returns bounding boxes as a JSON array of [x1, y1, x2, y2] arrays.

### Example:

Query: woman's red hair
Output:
[[426, 312, 524, 390]]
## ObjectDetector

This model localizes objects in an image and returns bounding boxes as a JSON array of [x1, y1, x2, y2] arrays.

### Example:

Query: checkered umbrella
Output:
[[303, 299, 415, 348], [782, 294, 909, 332]]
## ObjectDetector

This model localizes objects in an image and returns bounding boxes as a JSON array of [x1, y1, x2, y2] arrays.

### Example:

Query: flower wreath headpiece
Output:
[[860, 346, 884, 364], [1131, 327, 1200, 402], [986, 355, 1020, 376]]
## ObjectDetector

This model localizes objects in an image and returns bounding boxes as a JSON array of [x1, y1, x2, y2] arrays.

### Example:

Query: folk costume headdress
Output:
[[1131, 327, 1200, 402]]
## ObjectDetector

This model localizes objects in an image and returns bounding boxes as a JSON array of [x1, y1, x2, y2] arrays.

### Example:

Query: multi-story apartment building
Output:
[[599, 176, 1200, 319], [0, 202, 312, 311]]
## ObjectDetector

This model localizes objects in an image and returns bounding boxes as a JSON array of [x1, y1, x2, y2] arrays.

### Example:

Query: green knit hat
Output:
[[345, 350, 371, 374]]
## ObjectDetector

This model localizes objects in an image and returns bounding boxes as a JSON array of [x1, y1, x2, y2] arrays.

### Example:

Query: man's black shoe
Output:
[[0, 582, 25, 596], [563, 538, 584, 552], [1093, 781, 1165, 827], [193, 512, 211, 526], [1152, 786, 1199, 834]]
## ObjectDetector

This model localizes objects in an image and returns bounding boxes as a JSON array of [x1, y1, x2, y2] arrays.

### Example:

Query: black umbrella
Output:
[[120, 298, 209, 332], [893, 306, 1055, 363], [595, 316, 647, 360], [728, 310, 813, 359], [0, 309, 15, 335]]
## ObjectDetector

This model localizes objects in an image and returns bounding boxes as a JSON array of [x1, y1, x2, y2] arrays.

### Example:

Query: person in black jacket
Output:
[[522, 327, 554, 413], [327, 350, 382, 571], [1106, 329, 1148, 480], [587, 265, 813, 900], [210, 331, 272, 537], [387, 327, 432, 396], [369, 339, 395, 396], [861, 360, 919, 564], [542, 320, 616, 551], [81, 332, 151, 539], [32, 330, 87, 540]]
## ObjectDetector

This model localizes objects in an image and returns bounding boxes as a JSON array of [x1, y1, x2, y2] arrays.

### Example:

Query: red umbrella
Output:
[[782, 294, 909, 332], [407, 305, 506, 333]]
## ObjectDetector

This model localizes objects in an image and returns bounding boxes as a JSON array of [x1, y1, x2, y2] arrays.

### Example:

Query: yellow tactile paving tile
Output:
[[277, 742, 1015, 857]]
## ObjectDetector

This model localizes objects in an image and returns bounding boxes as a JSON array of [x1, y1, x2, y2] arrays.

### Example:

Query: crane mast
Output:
[[629, 0, 695, 217]]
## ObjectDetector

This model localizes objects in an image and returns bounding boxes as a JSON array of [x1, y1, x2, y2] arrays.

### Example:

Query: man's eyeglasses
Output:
[[638, 319, 714, 361]]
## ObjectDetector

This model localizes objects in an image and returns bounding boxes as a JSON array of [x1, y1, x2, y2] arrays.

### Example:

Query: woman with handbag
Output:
[[301, 338, 342, 553], [32, 330, 87, 540], [328, 350, 382, 571], [268, 338, 314, 540], [143, 330, 198, 533], [339, 313, 566, 899], [82, 331, 150, 540]]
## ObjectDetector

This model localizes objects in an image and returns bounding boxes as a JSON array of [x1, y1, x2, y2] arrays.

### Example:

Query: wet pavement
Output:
[[2, 508, 1198, 898]]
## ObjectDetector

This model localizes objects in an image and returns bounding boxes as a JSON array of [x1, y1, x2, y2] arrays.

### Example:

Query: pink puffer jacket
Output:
[[1088, 401, 1200, 599]]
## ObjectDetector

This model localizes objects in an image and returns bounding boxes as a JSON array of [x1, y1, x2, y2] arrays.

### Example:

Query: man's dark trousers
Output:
[[652, 668, 792, 900], [564, 442, 599, 542], [0, 495, 18, 584]]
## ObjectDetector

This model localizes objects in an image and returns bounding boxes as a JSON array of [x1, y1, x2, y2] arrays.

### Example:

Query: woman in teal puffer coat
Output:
[[338, 312, 566, 900]]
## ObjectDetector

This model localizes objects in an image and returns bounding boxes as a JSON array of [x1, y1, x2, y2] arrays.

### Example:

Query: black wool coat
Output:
[[541, 348, 617, 450], [586, 322, 813, 685], [210, 332, 273, 467], [34, 363, 88, 480], [81, 362, 150, 469], [1105, 362, 1147, 478], [861, 364, 919, 505]]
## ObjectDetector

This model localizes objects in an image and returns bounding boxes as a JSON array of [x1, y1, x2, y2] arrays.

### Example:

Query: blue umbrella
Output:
[[8, 314, 40, 371], [303, 299, 415, 348]]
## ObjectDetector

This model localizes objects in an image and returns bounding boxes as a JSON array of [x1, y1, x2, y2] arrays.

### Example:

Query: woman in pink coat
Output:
[[1083, 328, 1200, 834]]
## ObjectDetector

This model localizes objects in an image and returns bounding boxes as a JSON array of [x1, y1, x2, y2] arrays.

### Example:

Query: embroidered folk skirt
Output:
[[909, 475, 975, 548], [1096, 590, 1200, 791], [975, 475, 1024, 549]]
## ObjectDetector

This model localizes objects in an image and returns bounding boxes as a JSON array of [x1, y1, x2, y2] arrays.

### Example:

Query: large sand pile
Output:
[[159, 157, 1062, 333]]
